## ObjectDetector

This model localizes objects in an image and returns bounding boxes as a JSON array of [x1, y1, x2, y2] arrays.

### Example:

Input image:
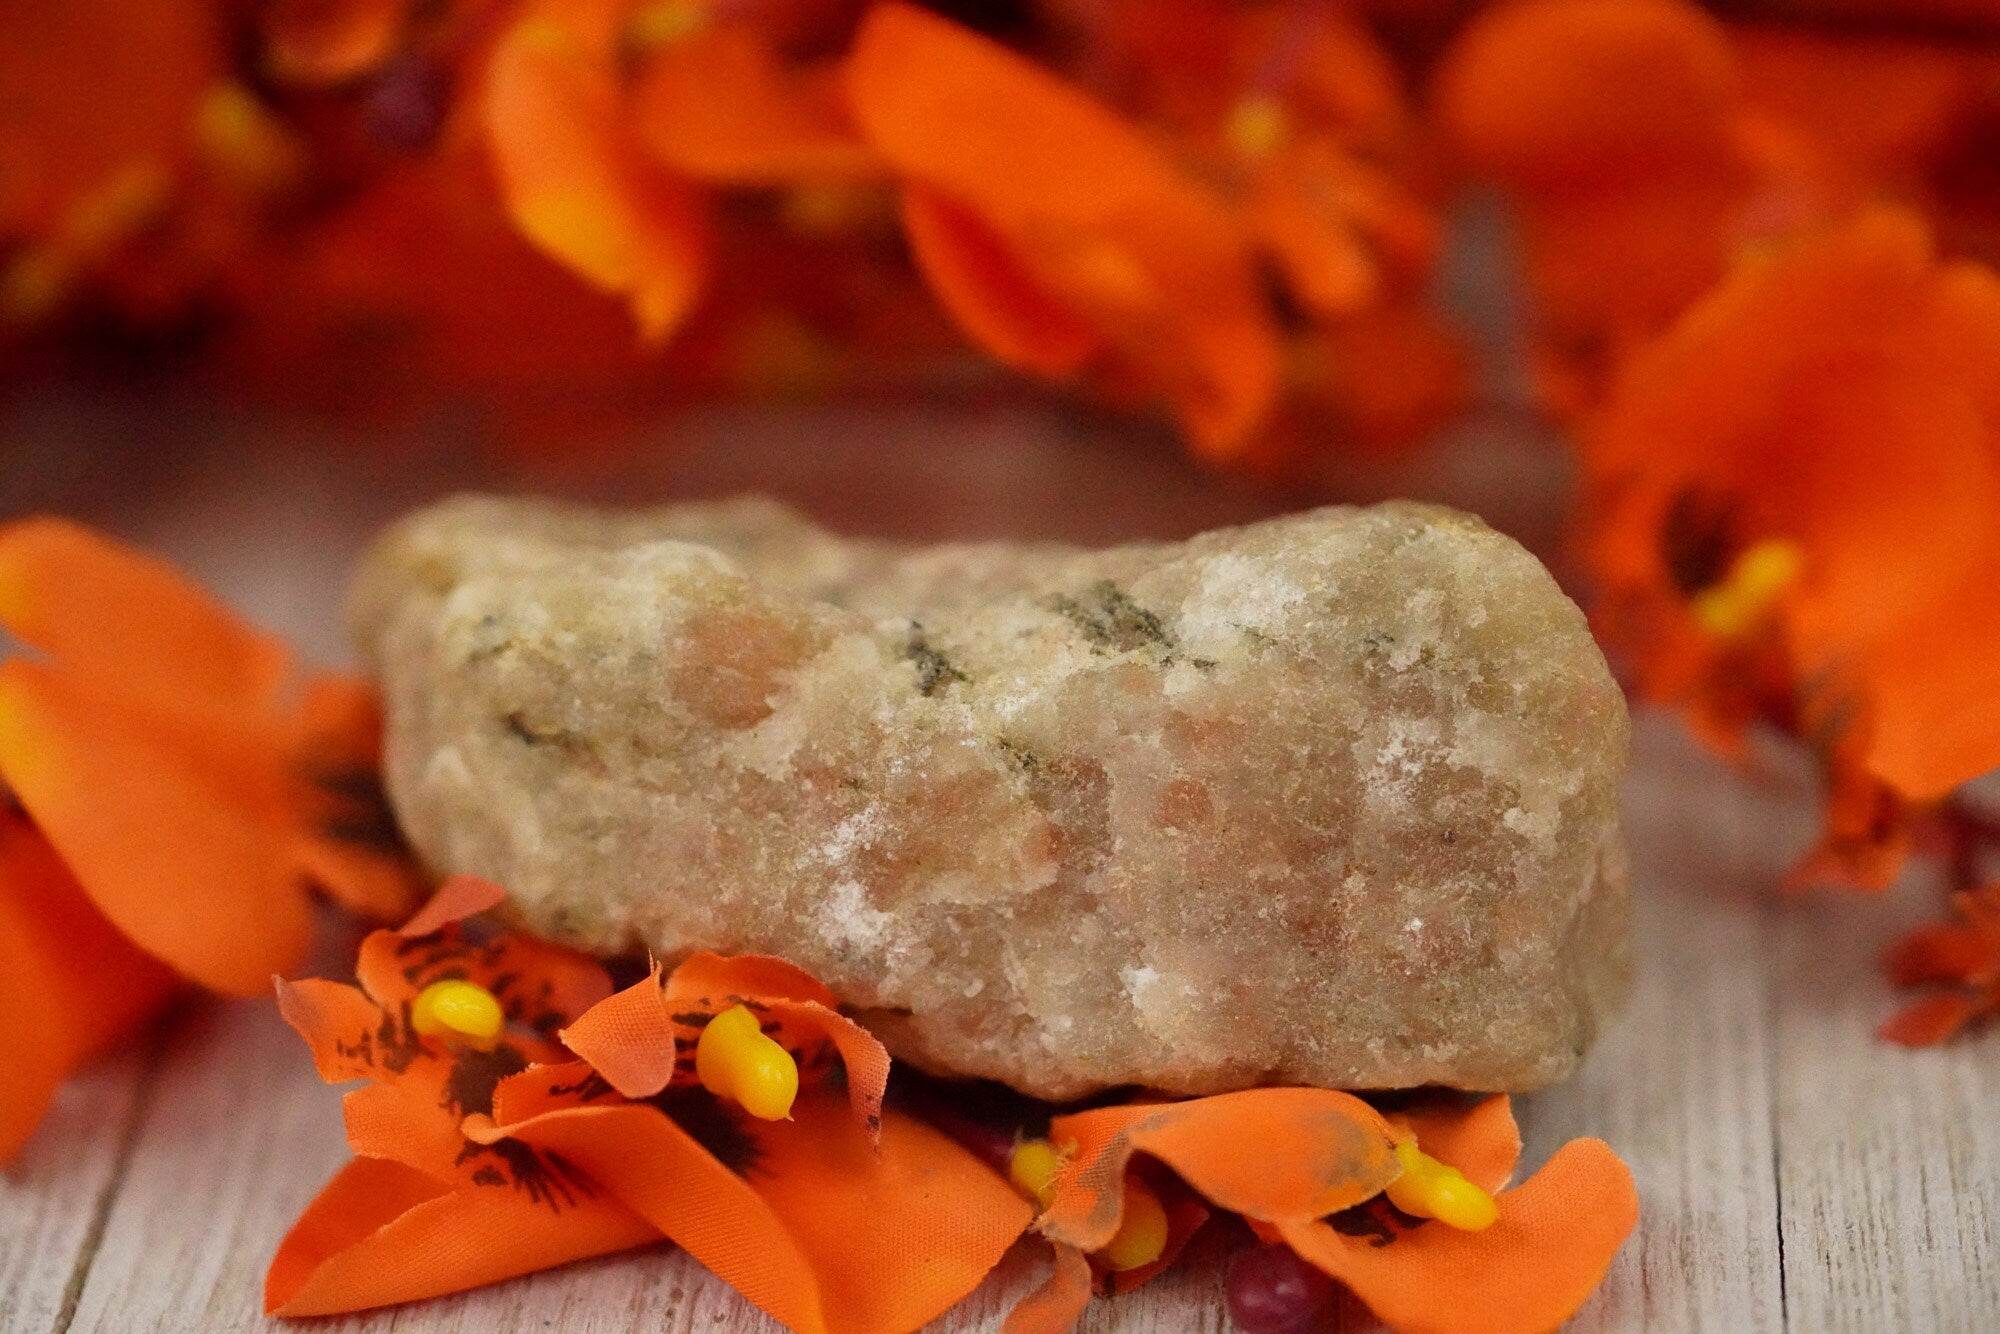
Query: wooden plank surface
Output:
[[4, 402, 1999, 1331]]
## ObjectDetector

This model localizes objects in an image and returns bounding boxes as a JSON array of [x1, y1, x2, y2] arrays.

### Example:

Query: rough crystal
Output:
[[351, 496, 1630, 1099]]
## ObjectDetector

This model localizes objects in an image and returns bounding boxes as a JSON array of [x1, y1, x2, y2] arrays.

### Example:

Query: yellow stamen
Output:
[[626, 0, 707, 52], [192, 82, 304, 196], [1690, 538, 1804, 640], [1227, 95, 1288, 161], [410, 980, 506, 1050], [1099, 1177, 1170, 1271], [1385, 1140, 1498, 1232], [1008, 1137, 1068, 1211], [695, 1003, 799, 1120]]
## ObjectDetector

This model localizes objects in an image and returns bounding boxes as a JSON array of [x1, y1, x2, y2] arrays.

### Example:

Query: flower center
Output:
[[695, 1003, 799, 1120], [410, 979, 506, 1050], [1689, 538, 1804, 640], [1385, 1140, 1498, 1231]]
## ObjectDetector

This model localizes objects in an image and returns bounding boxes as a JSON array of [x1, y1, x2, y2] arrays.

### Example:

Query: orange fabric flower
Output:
[[0, 518, 420, 1162], [1007, 1089, 1635, 1334], [844, 2, 1283, 459], [275, 880, 1031, 1330], [268, 875, 651, 1314], [1582, 206, 2000, 885], [1882, 881, 2000, 1046]]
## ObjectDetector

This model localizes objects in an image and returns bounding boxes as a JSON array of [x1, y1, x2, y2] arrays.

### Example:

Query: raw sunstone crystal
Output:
[[351, 496, 1631, 1100]]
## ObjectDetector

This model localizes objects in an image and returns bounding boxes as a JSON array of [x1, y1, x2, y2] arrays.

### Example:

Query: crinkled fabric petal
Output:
[[357, 901, 610, 1024], [1042, 1089, 1399, 1250], [486, 10, 708, 341], [265, 1153, 657, 1316], [664, 952, 841, 1011], [275, 975, 407, 1084], [632, 25, 878, 183], [0, 815, 176, 1162], [1002, 1242, 1092, 1334], [0, 516, 290, 709], [898, 184, 1101, 377], [262, 0, 408, 83], [482, 1101, 832, 1332], [1277, 1138, 1638, 1334], [1388, 1095, 1522, 1194], [561, 965, 680, 1098], [493, 1095, 1031, 1334], [0, 660, 310, 995], [286, 675, 422, 921]]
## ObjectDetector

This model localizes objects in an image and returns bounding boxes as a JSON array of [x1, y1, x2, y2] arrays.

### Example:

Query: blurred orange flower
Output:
[[1883, 880, 2000, 1046], [1583, 206, 2000, 886], [845, 1, 1283, 459], [0, 518, 420, 1162]]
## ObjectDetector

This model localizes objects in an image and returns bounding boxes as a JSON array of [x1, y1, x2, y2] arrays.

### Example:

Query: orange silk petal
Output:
[[659, 953, 891, 1135], [1250, 172, 1381, 320], [1041, 1089, 1400, 1250], [665, 952, 840, 1010], [899, 185, 1102, 378], [0, 816, 177, 1163], [490, 1095, 1032, 1334], [1002, 1243, 1092, 1334], [1277, 1138, 1639, 1334], [0, 516, 290, 709], [631, 26, 878, 183], [1388, 1095, 1523, 1194], [262, 0, 408, 84], [486, 8, 708, 341], [0, 660, 311, 994], [1880, 992, 1978, 1046], [745, 1097, 1034, 1333], [286, 675, 421, 922], [355, 901, 610, 1022], [397, 874, 506, 938], [342, 1079, 467, 1184], [275, 975, 398, 1083], [561, 966, 680, 1098], [482, 1101, 830, 1331], [265, 1153, 658, 1316]]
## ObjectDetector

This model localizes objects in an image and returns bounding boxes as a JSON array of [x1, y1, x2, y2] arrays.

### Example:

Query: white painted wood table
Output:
[[2, 398, 1996, 1332]]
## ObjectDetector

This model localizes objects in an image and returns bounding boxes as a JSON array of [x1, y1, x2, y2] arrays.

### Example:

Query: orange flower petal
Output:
[[262, 0, 408, 84], [274, 975, 400, 1084], [1880, 992, 1978, 1047], [265, 1153, 658, 1316], [561, 965, 680, 1098], [664, 952, 840, 1010], [1388, 1095, 1522, 1195], [341, 1078, 467, 1183], [0, 814, 177, 1163], [1277, 1137, 1638, 1334], [490, 1094, 1031, 1334], [631, 26, 879, 183], [898, 184, 1102, 378], [355, 893, 610, 1020], [1002, 1243, 1092, 1334], [0, 660, 311, 994], [397, 874, 507, 939], [845, 2, 1279, 454], [486, 7, 709, 341], [0, 516, 290, 710], [1041, 1089, 1400, 1250], [286, 676, 422, 922]]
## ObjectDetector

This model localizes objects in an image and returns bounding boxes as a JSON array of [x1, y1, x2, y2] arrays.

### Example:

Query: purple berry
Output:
[[1226, 1241, 1343, 1334]]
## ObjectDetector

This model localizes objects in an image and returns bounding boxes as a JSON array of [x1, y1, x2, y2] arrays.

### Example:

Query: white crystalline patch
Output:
[[816, 878, 894, 956], [820, 806, 882, 864], [1122, 964, 1161, 1002], [1175, 553, 1309, 660]]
